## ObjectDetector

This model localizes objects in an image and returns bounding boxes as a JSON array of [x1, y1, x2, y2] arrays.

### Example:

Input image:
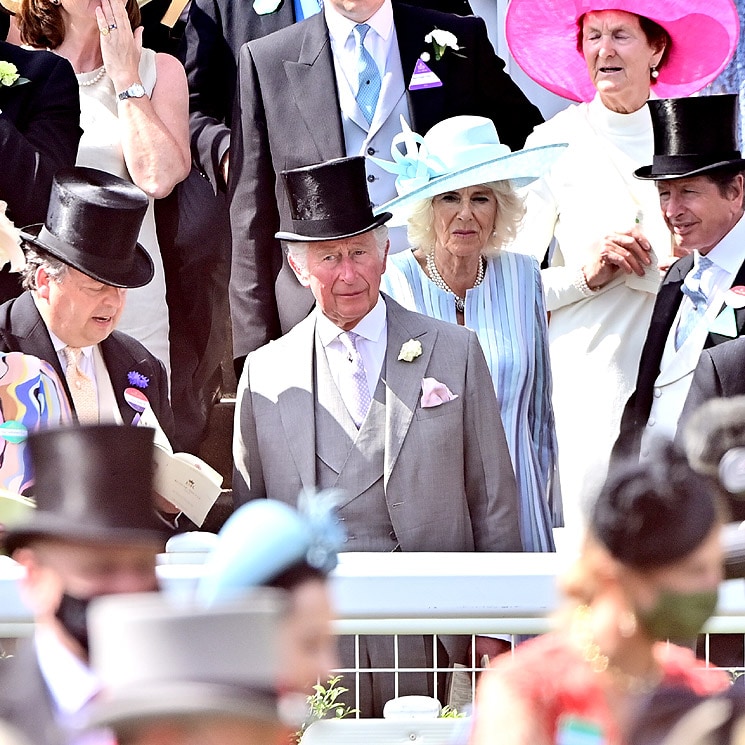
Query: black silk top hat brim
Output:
[[20, 167, 154, 288], [635, 95, 745, 180], [3, 425, 169, 554], [275, 156, 392, 242]]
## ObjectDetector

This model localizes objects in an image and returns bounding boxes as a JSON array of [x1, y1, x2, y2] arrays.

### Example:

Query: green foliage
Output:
[[439, 704, 466, 719], [295, 675, 358, 743]]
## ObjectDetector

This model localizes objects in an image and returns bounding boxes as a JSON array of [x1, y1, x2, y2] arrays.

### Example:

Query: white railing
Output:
[[4, 551, 745, 710]]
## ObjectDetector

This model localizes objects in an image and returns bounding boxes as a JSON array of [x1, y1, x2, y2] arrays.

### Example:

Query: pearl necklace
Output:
[[78, 66, 106, 87], [425, 252, 485, 313]]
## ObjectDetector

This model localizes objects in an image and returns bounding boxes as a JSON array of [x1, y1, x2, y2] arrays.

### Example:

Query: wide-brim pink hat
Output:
[[505, 0, 739, 103]]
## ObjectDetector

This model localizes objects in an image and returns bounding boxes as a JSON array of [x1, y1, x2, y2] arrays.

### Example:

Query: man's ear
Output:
[[287, 251, 311, 288], [35, 267, 52, 301]]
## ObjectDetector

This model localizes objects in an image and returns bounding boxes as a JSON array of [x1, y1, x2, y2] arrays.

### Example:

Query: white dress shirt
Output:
[[325, 0, 394, 97], [316, 295, 387, 398], [34, 627, 111, 745]]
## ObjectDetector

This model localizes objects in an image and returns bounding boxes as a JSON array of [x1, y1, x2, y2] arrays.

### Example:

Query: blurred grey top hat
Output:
[[85, 590, 286, 730]]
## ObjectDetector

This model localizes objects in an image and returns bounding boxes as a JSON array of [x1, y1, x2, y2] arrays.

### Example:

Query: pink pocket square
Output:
[[420, 377, 459, 408]]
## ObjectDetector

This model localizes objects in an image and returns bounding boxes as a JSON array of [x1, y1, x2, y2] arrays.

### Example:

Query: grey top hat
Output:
[[3, 425, 168, 554], [20, 167, 154, 288], [85, 591, 287, 730], [635, 95, 745, 180]]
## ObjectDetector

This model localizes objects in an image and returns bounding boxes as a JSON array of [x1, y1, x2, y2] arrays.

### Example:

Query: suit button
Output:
[[367, 147, 376, 155], [367, 174, 376, 183], [653, 387, 661, 398], [648, 417, 656, 427]]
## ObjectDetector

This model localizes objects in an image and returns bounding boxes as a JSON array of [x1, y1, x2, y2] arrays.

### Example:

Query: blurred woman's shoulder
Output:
[[525, 101, 590, 149]]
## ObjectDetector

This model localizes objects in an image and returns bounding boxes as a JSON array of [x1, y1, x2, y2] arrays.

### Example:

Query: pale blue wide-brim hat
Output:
[[198, 492, 345, 606], [372, 115, 567, 227]]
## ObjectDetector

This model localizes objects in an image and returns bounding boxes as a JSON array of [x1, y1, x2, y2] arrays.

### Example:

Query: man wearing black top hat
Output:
[[0, 425, 168, 745], [0, 167, 175, 444], [233, 156, 521, 717], [614, 94, 745, 464]]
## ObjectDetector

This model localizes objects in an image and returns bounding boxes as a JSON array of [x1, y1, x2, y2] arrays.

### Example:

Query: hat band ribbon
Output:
[[651, 152, 742, 174]]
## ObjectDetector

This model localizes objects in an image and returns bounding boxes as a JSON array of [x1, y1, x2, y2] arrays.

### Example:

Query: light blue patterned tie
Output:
[[339, 331, 371, 428], [353, 24, 381, 126], [675, 256, 714, 350]]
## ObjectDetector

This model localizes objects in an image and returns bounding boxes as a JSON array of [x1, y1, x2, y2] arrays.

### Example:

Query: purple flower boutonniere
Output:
[[127, 370, 150, 389]]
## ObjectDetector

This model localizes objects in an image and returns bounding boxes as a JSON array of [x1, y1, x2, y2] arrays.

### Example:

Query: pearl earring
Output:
[[650, 66, 659, 79]]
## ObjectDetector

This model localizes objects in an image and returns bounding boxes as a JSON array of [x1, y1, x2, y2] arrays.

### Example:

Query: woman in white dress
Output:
[[504, 0, 738, 543], [18, 0, 190, 378]]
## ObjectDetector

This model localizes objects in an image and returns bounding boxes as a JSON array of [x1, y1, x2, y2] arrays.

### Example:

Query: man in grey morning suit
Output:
[[232, 156, 522, 716]]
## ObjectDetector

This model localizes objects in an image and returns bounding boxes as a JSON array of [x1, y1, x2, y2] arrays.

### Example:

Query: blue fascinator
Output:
[[198, 490, 345, 606]]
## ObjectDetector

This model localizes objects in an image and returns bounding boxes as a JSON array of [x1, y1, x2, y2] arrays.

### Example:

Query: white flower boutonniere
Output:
[[398, 339, 422, 362], [0, 61, 30, 89], [0, 202, 26, 273], [424, 29, 463, 61]]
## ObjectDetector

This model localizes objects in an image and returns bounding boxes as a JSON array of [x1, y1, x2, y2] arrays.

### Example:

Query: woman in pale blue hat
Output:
[[198, 491, 343, 698], [376, 115, 566, 554]]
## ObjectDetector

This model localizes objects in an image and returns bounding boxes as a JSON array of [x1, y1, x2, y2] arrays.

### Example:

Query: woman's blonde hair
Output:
[[406, 180, 525, 256]]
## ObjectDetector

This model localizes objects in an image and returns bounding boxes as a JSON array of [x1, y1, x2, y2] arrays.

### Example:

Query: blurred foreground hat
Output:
[[20, 167, 153, 288], [85, 591, 286, 730], [198, 490, 344, 605], [683, 395, 745, 579], [3, 425, 168, 554], [593, 441, 718, 569], [635, 96, 745, 180], [505, 0, 738, 103], [276, 157, 391, 242], [373, 115, 567, 226]]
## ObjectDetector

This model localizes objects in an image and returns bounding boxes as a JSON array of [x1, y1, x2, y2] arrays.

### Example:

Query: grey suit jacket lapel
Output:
[[382, 296, 433, 483], [277, 313, 317, 491], [284, 14, 345, 161]]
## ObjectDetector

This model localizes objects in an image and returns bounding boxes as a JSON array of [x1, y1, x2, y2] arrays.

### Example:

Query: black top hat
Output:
[[635, 95, 745, 180], [4, 425, 169, 554], [20, 167, 154, 288], [275, 157, 392, 242]]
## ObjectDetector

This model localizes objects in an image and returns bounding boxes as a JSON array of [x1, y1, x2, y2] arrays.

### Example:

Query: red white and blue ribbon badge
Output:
[[125, 387, 151, 425]]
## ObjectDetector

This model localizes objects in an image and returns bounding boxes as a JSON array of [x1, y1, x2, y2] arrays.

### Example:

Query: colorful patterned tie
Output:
[[62, 346, 99, 424], [339, 331, 372, 428], [675, 256, 714, 351], [353, 24, 381, 126]]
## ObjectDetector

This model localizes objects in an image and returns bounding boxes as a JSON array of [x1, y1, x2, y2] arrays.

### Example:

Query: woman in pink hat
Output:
[[504, 0, 738, 545]]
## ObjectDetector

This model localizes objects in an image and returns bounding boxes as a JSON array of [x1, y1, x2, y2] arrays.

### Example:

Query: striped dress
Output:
[[381, 249, 561, 552]]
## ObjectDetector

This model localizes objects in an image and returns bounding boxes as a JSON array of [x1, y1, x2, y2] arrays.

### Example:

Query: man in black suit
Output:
[[228, 0, 543, 372], [0, 425, 168, 745], [614, 95, 745, 463], [0, 168, 175, 443], [0, 40, 81, 301]]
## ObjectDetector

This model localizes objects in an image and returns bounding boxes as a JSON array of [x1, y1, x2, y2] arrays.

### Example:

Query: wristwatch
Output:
[[117, 82, 147, 101]]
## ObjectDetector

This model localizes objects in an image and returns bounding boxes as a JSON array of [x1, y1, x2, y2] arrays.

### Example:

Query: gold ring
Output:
[[100, 25, 110, 35]]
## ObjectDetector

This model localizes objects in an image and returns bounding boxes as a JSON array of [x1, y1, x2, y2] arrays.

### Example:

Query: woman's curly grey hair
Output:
[[20, 246, 68, 292], [407, 180, 525, 256]]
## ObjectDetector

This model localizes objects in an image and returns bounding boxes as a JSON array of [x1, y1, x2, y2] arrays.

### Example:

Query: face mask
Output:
[[637, 588, 718, 641], [55, 593, 92, 655]]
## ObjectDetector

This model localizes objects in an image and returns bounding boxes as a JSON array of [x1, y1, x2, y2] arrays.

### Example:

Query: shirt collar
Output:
[[49, 329, 95, 360], [316, 294, 387, 347], [324, 0, 393, 46], [35, 625, 101, 717], [696, 211, 745, 276]]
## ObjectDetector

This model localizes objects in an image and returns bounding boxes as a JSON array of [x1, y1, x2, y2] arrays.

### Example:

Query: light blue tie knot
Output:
[[353, 23, 381, 127], [676, 256, 714, 350]]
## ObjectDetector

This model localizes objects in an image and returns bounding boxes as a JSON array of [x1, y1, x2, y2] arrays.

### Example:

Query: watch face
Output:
[[130, 83, 146, 97]]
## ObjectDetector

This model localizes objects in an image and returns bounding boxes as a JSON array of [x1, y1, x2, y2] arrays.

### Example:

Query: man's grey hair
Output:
[[286, 225, 389, 272], [20, 246, 69, 292]]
